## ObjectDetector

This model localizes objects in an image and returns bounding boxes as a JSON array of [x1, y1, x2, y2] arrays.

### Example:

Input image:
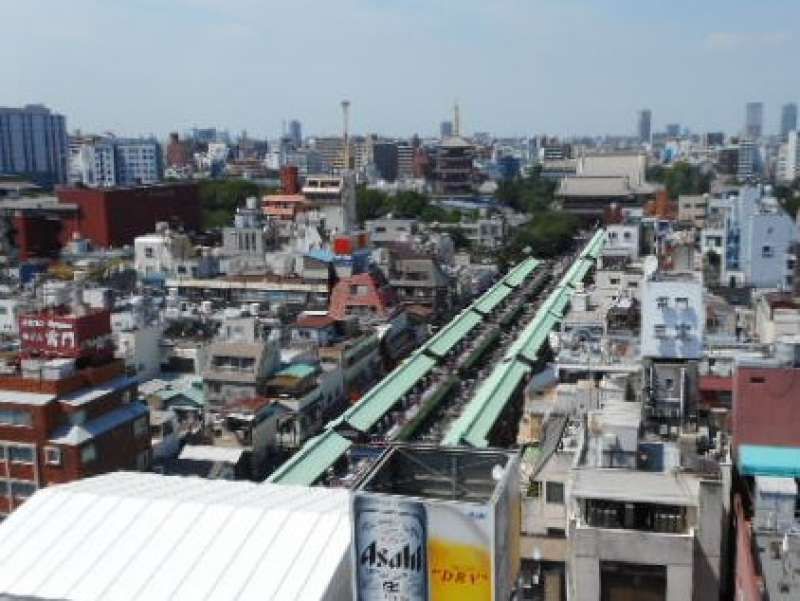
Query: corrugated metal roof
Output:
[[0, 472, 352, 601], [739, 444, 800, 478], [503, 258, 541, 288], [571, 258, 594, 284], [48, 403, 148, 446], [424, 310, 483, 358], [268, 430, 353, 486], [443, 359, 530, 447], [472, 281, 513, 314], [547, 288, 572, 318], [343, 353, 437, 432]]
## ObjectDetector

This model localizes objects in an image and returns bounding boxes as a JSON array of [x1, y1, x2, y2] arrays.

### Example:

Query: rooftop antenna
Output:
[[454, 99, 461, 137], [341, 100, 351, 170]]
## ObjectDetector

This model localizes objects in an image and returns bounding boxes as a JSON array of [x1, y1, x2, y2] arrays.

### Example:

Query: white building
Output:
[[69, 136, 162, 187], [604, 224, 640, 260], [0, 297, 22, 335], [134, 223, 198, 280], [111, 309, 163, 379], [777, 130, 800, 183], [301, 175, 357, 235], [640, 271, 704, 360]]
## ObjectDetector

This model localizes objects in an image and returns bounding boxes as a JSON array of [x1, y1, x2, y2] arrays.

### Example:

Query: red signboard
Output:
[[18, 308, 112, 359]]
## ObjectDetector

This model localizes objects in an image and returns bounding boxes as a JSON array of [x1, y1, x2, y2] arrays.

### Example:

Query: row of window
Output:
[[0, 479, 36, 500], [0, 409, 32, 427], [653, 324, 693, 338], [656, 296, 690, 310]]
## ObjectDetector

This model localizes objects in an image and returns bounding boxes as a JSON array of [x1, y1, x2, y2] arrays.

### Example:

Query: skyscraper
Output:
[[637, 109, 652, 143], [0, 104, 68, 186], [288, 119, 302, 148], [440, 120, 453, 139], [745, 102, 764, 139], [780, 103, 797, 140]]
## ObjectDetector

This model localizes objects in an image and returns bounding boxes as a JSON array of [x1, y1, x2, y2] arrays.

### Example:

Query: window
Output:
[[610, 278, 620, 285], [10, 481, 36, 499], [144, 247, 154, 258], [9, 445, 34, 464], [0, 409, 32, 427], [133, 416, 149, 438], [654, 325, 667, 338], [81, 444, 97, 464], [664, 378, 675, 391], [527, 480, 541, 498], [656, 297, 668, 309], [676, 324, 691, 338], [762, 245, 774, 258], [628, 281, 638, 288], [44, 446, 62, 466], [750, 376, 766, 384], [546, 481, 565, 505], [676, 297, 689, 309]]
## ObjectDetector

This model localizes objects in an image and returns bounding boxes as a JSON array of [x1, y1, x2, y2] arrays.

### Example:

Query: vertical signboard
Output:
[[353, 495, 428, 601], [353, 496, 496, 601]]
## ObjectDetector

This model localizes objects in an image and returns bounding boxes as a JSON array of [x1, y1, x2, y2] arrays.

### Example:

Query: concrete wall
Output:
[[641, 277, 704, 359], [569, 525, 695, 601]]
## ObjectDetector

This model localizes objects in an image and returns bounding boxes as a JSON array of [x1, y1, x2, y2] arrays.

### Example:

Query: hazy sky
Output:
[[3, 0, 800, 139]]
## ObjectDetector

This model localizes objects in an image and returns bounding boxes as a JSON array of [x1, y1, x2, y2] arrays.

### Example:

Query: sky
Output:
[[3, 0, 800, 139]]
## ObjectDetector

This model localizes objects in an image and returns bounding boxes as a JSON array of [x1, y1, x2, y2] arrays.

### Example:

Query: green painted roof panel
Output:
[[519, 312, 561, 362], [504, 258, 541, 288], [473, 281, 513, 314], [344, 353, 437, 432], [425, 310, 483, 358], [443, 360, 530, 447], [266, 430, 352, 485]]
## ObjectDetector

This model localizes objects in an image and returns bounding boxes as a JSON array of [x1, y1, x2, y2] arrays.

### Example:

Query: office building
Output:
[[745, 102, 764, 139], [638, 109, 652, 143], [780, 103, 797, 141], [0, 104, 68, 186], [777, 130, 800, 183], [69, 136, 163, 187], [397, 142, 415, 179], [737, 139, 760, 181], [665, 123, 680, 138], [289, 119, 302, 148], [440, 120, 453, 139], [372, 142, 398, 181]]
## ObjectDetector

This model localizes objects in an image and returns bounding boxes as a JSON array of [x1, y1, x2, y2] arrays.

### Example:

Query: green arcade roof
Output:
[[343, 352, 437, 432], [473, 281, 513, 315], [266, 430, 352, 486], [424, 310, 483, 358], [504, 258, 541, 288]]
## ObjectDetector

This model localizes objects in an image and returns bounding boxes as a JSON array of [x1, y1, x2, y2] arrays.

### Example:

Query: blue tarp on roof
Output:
[[738, 444, 800, 477]]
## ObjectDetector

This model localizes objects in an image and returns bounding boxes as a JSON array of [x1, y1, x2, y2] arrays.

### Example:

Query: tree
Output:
[[198, 179, 261, 228], [647, 162, 713, 200]]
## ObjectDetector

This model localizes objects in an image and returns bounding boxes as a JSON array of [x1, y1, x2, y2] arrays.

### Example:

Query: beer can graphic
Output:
[[353, 495, 428, 601]]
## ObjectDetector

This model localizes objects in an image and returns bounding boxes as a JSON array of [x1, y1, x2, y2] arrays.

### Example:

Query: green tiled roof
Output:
[[267, 430, 352, 485], [424, 310, 483, 358]]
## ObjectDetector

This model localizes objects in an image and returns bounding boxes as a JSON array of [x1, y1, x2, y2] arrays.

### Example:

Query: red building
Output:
[[329, 272, 399, 321], [0, 196, 80, 260], [732, 363, 800, 452], [56, 182, 201, 247], [0, 305, 150, 516]]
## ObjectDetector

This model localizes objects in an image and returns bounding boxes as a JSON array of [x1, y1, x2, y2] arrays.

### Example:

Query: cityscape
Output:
[[2, 2, 800, 601]]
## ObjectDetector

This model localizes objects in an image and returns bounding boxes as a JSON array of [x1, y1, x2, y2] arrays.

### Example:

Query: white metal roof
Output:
[[0, 472, 352, 601], [178, 444, 244, 464], [571, 468, 701, 506], [0, 389, 56, 406]]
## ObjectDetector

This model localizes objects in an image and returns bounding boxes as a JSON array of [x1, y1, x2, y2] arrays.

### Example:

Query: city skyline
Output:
[[4, 1, 800, 138]]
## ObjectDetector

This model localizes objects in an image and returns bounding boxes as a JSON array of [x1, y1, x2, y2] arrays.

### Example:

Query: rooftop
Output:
[[571, 468, 701, 506], [0, 472, 351, 601]]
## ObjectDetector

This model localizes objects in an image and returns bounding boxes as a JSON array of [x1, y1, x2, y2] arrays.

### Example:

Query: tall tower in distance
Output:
[[745, 102, 764, 139], [637, 109, 652, 144], [780, 103, 797, 141], [288, 119, 302, 148], [453, 100, 461, 137], [341, 99, 351, 170]]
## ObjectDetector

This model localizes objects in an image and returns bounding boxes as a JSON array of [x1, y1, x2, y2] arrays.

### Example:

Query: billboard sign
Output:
[[18, 309, 112, 358], [352, 451, 520, 601]]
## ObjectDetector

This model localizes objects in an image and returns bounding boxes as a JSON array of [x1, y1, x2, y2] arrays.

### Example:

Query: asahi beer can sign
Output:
[[353, 495, 428, 601]]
